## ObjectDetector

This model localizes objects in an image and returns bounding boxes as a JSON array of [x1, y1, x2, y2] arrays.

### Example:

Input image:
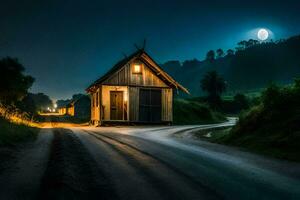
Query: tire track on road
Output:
[[39, 128, 118, 200], [84, 130, 221, 200]]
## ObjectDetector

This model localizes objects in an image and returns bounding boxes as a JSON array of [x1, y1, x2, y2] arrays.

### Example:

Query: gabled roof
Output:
[[86, 49, 189, 94]]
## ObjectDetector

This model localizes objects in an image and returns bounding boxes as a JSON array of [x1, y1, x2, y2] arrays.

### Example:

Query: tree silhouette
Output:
[[0, 57, 34, 104], [16, 93, 37, 116], [236, 40, 248, 51], [234, 93, 249, 110], [216, 49, 224, 58], [206, 50, 215, 62], [201, 70, 226, 108], [30, 93, 53, 111], [226, 49, 234, 56]]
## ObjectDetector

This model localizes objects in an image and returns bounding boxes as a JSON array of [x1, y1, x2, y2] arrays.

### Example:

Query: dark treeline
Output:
[[56, 93, 87, 109], [161, 35, 300, 96], [221, 79, 300, 161], [0, 57, 52, 119]]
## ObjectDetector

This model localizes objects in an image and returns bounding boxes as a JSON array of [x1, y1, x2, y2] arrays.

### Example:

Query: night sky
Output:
[[1, 0, 300, 100]]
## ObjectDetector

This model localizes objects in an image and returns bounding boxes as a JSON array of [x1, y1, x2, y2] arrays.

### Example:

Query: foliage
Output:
[[200, 70, 226, 108], [206, 50, 215, 61], [0, 116, 39, 146], [15, 93, 37, 116], [233, 93, 249, 110], [28, 93, 53, 111], [0, 57, 34, 104], [0, 57, 53, 119], [220, 93, 250, 114], [161, 34, 300, 96], [72, 93, 85, 101], [173, 98, 226, 125], [226, 49, 234, 56], [216, 49, 224, 58], [56, 99, 71, 109], [218, 80, 300, 161]]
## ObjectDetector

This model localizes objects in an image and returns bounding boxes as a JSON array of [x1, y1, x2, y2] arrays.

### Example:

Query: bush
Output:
[[173, 98, 226, 125], [0, 117, 39, 146], [219, 80, 300, 161], [220, 93, 250, 114]]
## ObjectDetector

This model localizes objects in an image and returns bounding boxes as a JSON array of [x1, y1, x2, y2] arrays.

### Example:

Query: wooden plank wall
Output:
[[162, 88, 173, 122], [130, 63, 167, 87], [129, 87, 139, 121], [90, 93, 94, 120], [129, 87, 173, 122], [90, 88, 101, 123], [102, 60, 168, 88], [103, 64, 130, 85]]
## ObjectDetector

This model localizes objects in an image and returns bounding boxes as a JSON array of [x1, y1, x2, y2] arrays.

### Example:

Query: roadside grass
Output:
[[0, 117, 39, 146], [38, 115, 89, 124], [189, 120, 300, 162], [222, 89, 263, 100], [173, 98, 226, 125], [190, 127, 232, 141], [187, 81, 300, 162]]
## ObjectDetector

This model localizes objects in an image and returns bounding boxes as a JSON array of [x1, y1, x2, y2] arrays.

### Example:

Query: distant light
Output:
[[124, 91, 128, 102], [133, 64, 141, 73], [54, 103, 57, 108], [257, 29, 269, 41]]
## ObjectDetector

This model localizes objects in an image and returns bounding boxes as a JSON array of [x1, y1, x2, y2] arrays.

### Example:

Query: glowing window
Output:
[[133, 63, 142, 74]]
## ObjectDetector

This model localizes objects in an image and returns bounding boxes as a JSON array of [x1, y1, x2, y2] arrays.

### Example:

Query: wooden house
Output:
[[66, 102, 74, 116], [58, 106, 67, 115], [68, 96, 91, 118], [86, 50, 189, 126]]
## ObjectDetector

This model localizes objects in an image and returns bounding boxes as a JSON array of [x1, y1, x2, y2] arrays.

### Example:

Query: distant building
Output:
[[86, 49, 189, 126], [58, 95, 90, 118], [67, 95, 91, 118], [58, 107, 67, 115]]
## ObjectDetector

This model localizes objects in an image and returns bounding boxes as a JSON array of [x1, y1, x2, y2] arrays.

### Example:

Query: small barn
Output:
[[66, 95, 91, 118], [86, 49, 189, 126], [58, 107, 67, 115]]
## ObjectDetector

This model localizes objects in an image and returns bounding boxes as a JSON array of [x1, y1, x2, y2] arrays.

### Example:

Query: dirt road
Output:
[[0, 120, 299, 200]]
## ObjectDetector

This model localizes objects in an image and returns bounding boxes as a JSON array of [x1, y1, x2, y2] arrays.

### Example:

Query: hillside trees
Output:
[[0, 57, 34, 104], [216, 49, 224, 58], [206, 50, 215, 61], [0, 57, 53, 118], [226, 49, 234, 56], [200, 70, 227, 108], [29, 93, 53, 111], [223, 79, 300, 161]]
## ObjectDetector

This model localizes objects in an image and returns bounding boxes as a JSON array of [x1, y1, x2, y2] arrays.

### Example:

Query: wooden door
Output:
[[110, 91, 123, 120], [139, 89, 162, 122]]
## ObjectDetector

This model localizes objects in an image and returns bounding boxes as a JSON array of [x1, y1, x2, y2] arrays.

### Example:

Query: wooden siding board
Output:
[[161, 88, 173, 121], [129, 87, 139, 121], [102, 58, 169, 88]]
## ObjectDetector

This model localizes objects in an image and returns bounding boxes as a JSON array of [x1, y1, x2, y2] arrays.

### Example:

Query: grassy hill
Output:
[[215, 80, 300, 161], [161, 35, 300, 96], [173, 98, 226, 125], [0, 117, 39, 146]]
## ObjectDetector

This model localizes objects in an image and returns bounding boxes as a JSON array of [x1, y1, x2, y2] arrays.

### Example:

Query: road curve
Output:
[[71, 120, 300, 200], [0, 119, 299, 200]]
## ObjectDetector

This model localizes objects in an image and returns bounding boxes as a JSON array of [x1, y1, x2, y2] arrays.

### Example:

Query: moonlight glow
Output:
[[257, 29, 269, 41]]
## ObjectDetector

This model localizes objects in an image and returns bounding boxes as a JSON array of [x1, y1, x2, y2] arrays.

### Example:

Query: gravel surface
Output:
[[0, 119, 299, 200], [0, 128, 53, 200], [39, 128, 117, 200]]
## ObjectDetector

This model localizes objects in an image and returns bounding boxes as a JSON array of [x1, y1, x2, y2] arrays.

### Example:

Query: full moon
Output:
[[257, 29, 269, 41]]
